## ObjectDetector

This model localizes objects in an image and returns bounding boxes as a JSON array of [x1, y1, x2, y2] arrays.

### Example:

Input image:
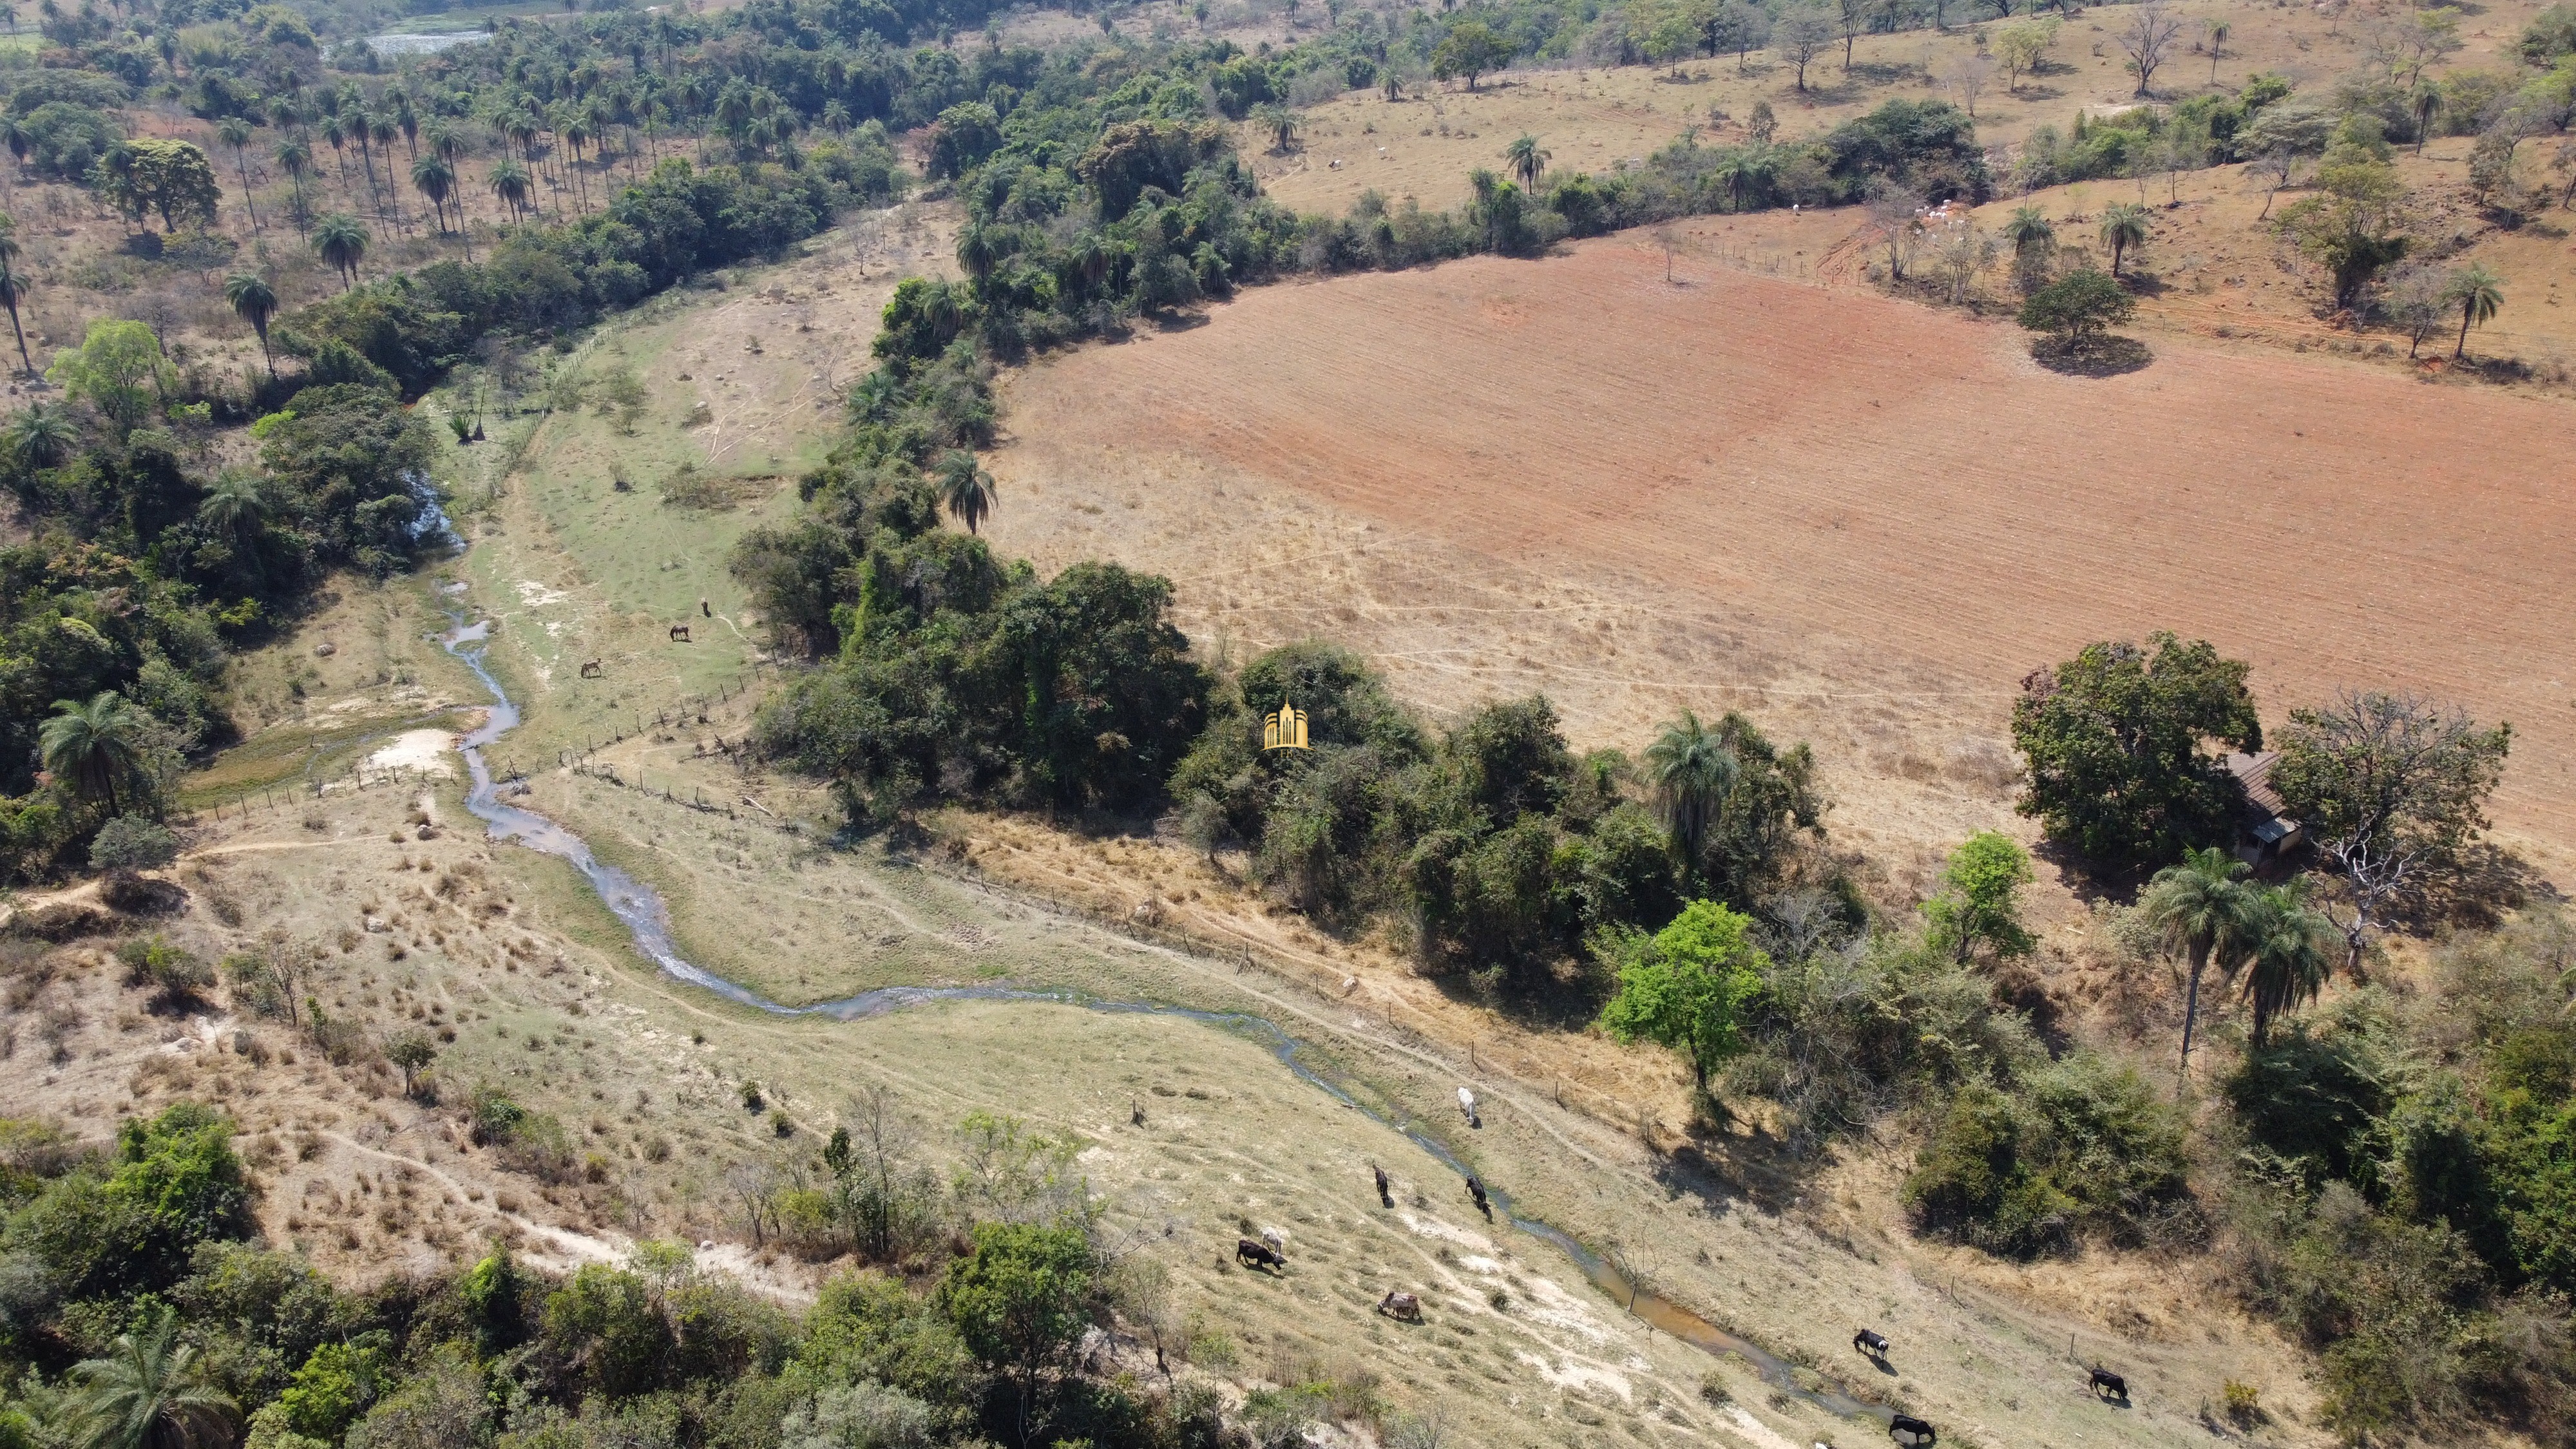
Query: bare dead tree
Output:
[[1867, 184, 1929, 281], [2271, 691, 2512, 974], [2255, 146, 2302, 220], [2118, 2, 2183, 97], [724, 1159, 781, 1247]]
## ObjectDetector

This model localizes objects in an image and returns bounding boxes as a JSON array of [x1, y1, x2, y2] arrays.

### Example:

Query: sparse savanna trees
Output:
[[223, 272, 277, 378], [313, 212, 367, 290], [0, 229, 30, 376], [2443, 263, 2504, 359], [2099, 202, 2150, 276]]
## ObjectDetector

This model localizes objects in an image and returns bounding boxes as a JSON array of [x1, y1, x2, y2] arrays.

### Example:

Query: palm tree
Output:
[[66, 1308, 236, 1449], [2445, 263, 2503, 360], [2230, 880, 2335, 1046], [955, 223, 1002, 287], [215, 116, 260, 232], [935, 449, 995, 534], [1643, 711, 1739, 871], [40, 690, 146, 815], [368, 115, 403, 229], [2099, 202, 2149, 277], [8, 401, 75, 468], [223, 272, 276, 377], [320, 114, 350, 204], [272, 138, 311, 234], [2138, 846, 2254, 1092], [411, 153, 455, 234], [1711, 147, 1770, 213], [1502, 133, 1549, 189], [488, 158, 531, 223], [312, 212, 367, 290], [0, 232, 32, 376], [196, 470, 267, 540], [2002, 203, 2054, 257], [2206, 19, 2228, 82], [2410, 81, 2440, 156], [821, 99, 850, 136]]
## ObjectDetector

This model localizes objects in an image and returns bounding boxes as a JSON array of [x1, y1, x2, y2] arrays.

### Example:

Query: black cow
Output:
[[1236, 1238, 1286, 1273], [1373, 1163, 1392, 1208], [2090, 1368, 2128, 1401], [1466, 1177, 1491, 1220], [1854, 1328, 1891, 1360], [1889, 1413, 1937, 1447]]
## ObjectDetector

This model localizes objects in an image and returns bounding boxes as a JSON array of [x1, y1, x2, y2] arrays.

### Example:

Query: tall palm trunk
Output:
[[2177, 940, 2209, 1094]]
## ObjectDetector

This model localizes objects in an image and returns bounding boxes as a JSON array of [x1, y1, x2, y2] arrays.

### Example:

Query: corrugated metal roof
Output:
[[2228, 750, 2292, 821]]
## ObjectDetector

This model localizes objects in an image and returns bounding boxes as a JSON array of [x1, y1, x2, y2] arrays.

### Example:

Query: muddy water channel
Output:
[[439, 618, 1895, 1429]]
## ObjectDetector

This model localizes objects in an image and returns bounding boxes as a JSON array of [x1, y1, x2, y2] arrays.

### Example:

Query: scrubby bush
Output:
[[90, 814, 177, 872]]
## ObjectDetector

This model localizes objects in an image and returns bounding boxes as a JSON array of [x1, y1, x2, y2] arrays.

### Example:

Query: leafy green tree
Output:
[[2098, 201, 2150, 276], [1925, 831, 2036, 965], [41, 690, 148, 815], [1430, 21, 1515, 91], [2272, 690, 2510, 974], [46, 319, 174, 432], [2010, 633, 2260, 868], [2232, 880, 2336, 1045], [224, 272, 278, 378], [385, 1030, 437, 1097], [272, 1340, 383, 1442], [66, 1307, 236, 1449], [114, 140, 222, 233], [2442, 263, 2503, 359], [1596, 900, 1769, 1094], [2016, 269, 2135, 346], [90, 814, 177, 871], [937, 1222, 1094, 1448], [2139, 846, 2255, 1088], [312, 212, 367, 290], [933, 449, 994, 535], [2280, 138, 2409, 311]]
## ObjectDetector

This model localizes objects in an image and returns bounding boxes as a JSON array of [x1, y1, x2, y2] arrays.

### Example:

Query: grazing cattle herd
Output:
[[1196, 1086, 2146, 1447]]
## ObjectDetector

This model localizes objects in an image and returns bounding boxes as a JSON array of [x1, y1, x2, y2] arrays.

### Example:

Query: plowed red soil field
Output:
[[986, 236, 2576, 894]]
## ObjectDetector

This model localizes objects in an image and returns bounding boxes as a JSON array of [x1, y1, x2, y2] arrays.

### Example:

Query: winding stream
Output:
[[439, 619, 1894, 1426]]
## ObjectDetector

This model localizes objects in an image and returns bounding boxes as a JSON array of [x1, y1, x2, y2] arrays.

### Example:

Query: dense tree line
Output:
[[0, 1097, 1260, 1448]]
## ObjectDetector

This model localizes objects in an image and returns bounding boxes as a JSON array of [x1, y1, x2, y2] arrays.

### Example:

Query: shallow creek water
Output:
[[438, 618, 1894, 1427]]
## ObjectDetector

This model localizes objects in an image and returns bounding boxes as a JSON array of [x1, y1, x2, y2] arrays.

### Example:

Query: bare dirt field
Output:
[[985, 234, 2576, 895]]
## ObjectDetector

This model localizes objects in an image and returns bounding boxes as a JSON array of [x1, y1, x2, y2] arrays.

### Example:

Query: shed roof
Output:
[[2228, 750, 2292, 821]]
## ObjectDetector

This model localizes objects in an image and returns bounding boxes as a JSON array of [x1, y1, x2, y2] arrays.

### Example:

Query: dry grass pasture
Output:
[[1242, 0, 2554, 216], [984, 234, 2576, 894]]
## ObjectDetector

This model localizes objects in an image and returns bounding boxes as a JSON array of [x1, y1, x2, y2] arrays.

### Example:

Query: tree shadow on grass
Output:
[[2032, 334, 2153, 377]]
